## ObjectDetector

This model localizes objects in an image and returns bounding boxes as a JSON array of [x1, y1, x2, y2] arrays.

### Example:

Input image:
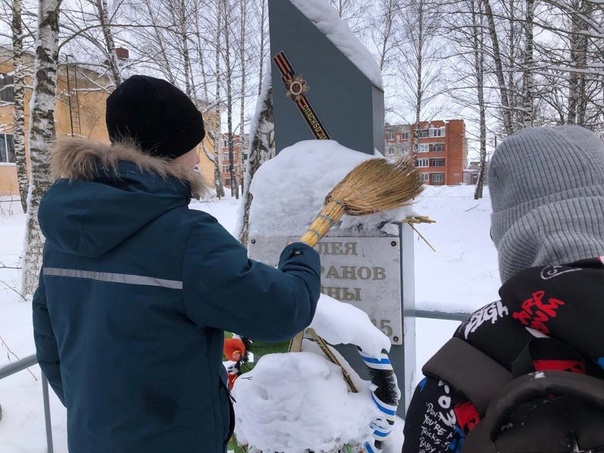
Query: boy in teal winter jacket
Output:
[[33, 75, 321, 453]]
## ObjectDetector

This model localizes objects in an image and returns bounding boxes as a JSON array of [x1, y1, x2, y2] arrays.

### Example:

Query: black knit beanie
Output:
[[106, 75, 205, 159]]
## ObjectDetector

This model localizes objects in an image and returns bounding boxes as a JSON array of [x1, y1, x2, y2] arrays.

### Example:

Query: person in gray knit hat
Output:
[[403, 125, 604, 453], [490, 125, 604, 283]]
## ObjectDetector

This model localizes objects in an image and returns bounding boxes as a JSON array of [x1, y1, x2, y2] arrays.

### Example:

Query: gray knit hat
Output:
[[489, 125, 604, 283]]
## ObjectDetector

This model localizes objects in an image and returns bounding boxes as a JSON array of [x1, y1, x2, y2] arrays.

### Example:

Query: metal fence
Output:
[[0, 310, 469, 453], [0, 354, 54, 453]]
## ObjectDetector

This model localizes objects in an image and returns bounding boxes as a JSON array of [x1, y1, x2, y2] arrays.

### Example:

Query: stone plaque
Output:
[[249, 236, 403, 345]]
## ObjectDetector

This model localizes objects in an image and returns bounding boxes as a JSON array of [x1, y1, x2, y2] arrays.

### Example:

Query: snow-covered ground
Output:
[[0, 183, 500, 452]]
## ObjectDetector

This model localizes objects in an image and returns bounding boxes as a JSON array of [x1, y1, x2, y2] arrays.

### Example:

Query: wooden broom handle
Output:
[[299, 200, 345, 247], [289, 200, 345, 352]]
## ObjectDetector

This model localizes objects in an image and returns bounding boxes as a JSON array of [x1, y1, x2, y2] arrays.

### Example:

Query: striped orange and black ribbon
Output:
[[273, 51, 330, 140]]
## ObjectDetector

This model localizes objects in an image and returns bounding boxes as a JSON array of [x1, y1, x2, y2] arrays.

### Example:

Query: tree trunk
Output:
[[481, 0, 514, 136], [472, 0, 487, 199], [521, 0, 534, 128], [22, 0, 63, 296], [96, 0, 121, 85], [12, 0, 28, 213], [238, 0, 246, 198], [143, 0, 175, 83], [213, 0, 224, 197], [239, 81, 274, 247], [177, 0, 192, 96], [257, 0, 267, 96], [223, 1, 235, 198], [568, 0, 591, 126]]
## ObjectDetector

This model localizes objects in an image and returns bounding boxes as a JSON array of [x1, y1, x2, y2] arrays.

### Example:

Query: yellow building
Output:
[[0, 50, 217, 197]]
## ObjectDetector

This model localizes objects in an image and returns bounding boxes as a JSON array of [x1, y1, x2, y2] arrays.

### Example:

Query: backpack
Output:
[[423, 337, 604, 453]]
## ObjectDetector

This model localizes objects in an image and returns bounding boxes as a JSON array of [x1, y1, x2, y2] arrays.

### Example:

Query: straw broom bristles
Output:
[[299, 156, 424, 247], [289, 156, 423, 353]]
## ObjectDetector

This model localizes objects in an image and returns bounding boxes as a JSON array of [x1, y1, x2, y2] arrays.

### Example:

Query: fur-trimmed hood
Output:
[[51, 138, 207, 199], [39, 138, 208, 257]]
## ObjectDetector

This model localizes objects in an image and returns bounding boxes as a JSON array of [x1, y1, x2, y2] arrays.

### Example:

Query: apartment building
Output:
[[0, 48, 218, 198], [219, 133, 249, 190], [385, 119, 468, 185]]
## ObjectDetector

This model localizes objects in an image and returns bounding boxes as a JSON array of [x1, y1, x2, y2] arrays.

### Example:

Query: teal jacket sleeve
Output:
[[182, 213, 321, 341], [32, 273, 65, 406]]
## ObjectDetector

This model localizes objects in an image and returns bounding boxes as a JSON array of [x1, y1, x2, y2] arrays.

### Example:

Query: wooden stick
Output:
[[307, 328, 358, 393]]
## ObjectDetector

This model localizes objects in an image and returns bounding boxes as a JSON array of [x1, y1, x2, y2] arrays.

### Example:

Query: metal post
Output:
[[41, 374, 54, 453], [399, 222, 416, 416]]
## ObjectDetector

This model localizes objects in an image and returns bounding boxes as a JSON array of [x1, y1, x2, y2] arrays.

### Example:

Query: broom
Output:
[[288, 155, 423, 352]]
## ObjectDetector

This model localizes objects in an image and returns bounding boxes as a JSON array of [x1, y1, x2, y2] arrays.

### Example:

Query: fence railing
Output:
[[0, 310, 469, 453], [0, 354, 54, 453]]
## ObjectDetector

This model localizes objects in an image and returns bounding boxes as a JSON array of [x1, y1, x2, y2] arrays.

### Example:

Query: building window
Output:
[[386, 132, 395, 141], [415, 143, 429, 153], [223, 152, 230, 160], [0, 74, 14, 103], [416, 158, 429, 168], [222, 165, 230, 173], [224, 179, 231, 186], [431, 143, 445, 152], [402, 132, 409, 140], [0, 134, 15, 163], [388, 147, 395, 155], [419, 173, 430, 183], [430, 158, 445, 167], [429, 127, 445, 137], [222, 139, 228, 148], [431, 173, 445, 183], [416, 129, 429, 138]]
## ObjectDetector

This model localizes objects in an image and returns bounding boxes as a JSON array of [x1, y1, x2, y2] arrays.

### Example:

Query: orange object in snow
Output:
[[224, 337, 246, 362]]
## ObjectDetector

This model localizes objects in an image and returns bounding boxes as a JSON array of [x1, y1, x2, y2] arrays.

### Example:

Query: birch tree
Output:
[[327, 0, 371, 34], [565, 0, 595, 126], [212, 0, 225, 198], [239, 79, 274, 246], [12, 0, 28, 213], [471, 0, 488, 199], [482, 0, 514, 135], [521, 0, 535, 127], [22, 0, 63, 296], [370, 0, 402, 72], [223, 0, 237, 197], [95, 0, 121, 85], [256, 0, 268, 96], [397, 0, 445, 160], [238, 0, 249, 197], [527, 0, 603, 128]]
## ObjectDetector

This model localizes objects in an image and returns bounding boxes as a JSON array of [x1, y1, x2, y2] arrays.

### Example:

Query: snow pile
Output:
[[232, 352, 379, 452], [232, 294, 396, 452], [290, 0, 383, 89], [311, 294, 391, 357], [249, 140, 418, 238]]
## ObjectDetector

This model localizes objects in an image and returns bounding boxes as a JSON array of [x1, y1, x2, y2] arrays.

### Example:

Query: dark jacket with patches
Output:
[[403, 258, 604, 453], [33, 139, 321, 453]]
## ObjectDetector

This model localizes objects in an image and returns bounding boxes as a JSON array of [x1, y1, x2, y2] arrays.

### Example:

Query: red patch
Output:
[[512, 290, 565, 335], [533, 359, 586, 374], [454, 401, 480, 433]]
